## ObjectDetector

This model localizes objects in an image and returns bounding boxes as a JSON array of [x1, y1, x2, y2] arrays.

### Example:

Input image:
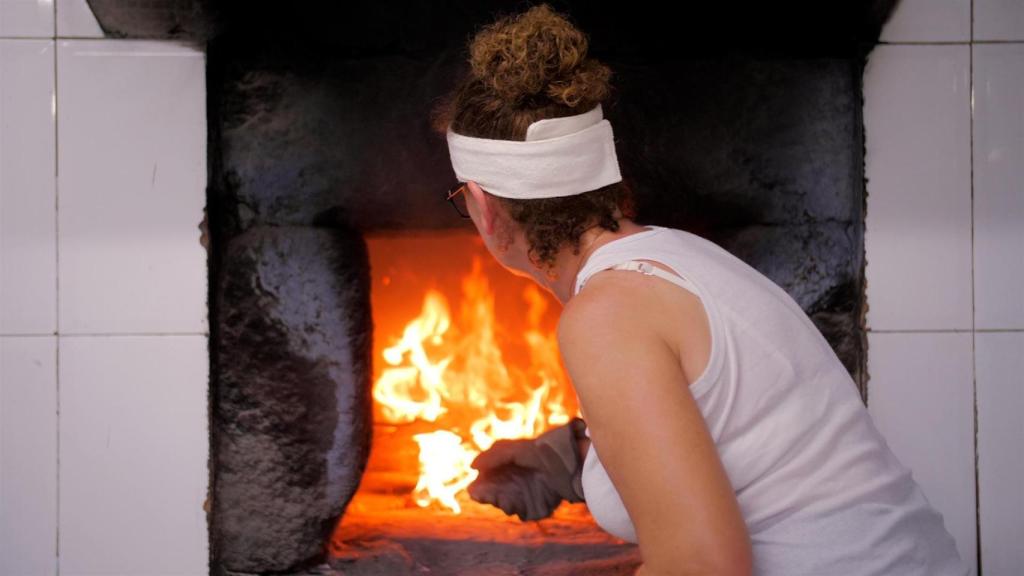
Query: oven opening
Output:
[[328, 230, 639, 572]]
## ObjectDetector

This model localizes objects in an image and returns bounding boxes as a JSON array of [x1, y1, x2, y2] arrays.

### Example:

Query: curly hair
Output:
[[431, 3, 635, 274]]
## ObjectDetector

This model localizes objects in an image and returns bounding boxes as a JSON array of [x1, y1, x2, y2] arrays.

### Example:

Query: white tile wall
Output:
[[975, 0, 1024, 41], [57, 39, 208, 335], [866, 331, 976, 573], [0, 336, 57, 576], [976, 331, 1024, 575], [1, 39, 57, 335], [879, 0, 971, 43], [868, 1, 1024, 573], [55, 0, 102, 38], [0, 0, 54, 38], [1, 2, 209, 574], [59, 335, 208, 575], [973, 43, 1024, 330], [863, 44, 973, 331]]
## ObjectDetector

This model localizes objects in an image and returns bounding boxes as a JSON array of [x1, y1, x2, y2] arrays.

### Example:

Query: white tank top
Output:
[[571, 225, 967, 576]]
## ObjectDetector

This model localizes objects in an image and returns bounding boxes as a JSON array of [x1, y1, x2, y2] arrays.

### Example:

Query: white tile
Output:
[[879, 0, 970, 42], [864, 45, 973, 331], [0, 0, 54, 38], [974, 44, 1024, 330], [59, 335, 208, 575], [57, 40, 208, 335], [0, 336, 57, 576], [975, 0, 1024, 41], [866, 331, 976, 573], [976, 331, 1024, 576], [55, 0, 102, 38], [1, 40, 56, 336]]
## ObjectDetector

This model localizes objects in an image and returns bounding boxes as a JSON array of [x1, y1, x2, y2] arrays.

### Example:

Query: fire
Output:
[[373, 255, 578, 513]]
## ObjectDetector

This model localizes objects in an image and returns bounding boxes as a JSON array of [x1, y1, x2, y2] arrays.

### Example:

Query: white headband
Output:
[[445, 103, 623, 200]]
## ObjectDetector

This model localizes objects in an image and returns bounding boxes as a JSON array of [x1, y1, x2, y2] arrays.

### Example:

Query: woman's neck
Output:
[[541, 219, 650, 304]]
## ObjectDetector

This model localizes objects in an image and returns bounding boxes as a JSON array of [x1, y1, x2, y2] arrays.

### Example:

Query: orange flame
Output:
[[373, 256, 577, 513]]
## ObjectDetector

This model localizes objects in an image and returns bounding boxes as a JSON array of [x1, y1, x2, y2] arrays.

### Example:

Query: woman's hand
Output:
[[558, 270, 753, 576], [466, 417, 588, 520]]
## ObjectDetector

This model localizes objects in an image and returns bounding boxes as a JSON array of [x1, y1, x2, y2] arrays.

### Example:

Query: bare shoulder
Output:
[[557, 270, 655, 350], [559, 266, 712, 387]]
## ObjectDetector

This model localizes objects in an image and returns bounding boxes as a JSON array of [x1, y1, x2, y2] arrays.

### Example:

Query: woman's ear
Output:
[[465, 181, 497, 236]]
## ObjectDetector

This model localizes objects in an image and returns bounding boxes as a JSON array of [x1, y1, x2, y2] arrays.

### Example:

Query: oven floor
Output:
[[322, 490, 641, 575]]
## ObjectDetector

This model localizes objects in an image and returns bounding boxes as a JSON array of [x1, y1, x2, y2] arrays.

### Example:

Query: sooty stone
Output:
[[211, 224, 372, 573]]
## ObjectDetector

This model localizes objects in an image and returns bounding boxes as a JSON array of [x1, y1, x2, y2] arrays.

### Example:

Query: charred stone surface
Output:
[[209, 48, 867, 390], [210, 45, 471, 236], [85, 0, 217, 43], [84, 0, 899, 58], [211, 225, 373, 574]]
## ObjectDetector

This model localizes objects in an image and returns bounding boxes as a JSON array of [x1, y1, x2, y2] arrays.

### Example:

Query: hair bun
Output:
[[468, 3, 611, 110]]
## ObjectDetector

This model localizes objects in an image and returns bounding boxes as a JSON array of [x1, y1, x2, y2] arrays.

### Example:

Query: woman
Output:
[[431, 4, 967, 575]]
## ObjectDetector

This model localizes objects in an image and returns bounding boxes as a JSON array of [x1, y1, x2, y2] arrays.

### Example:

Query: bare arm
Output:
[[558, 273, 752, 576]]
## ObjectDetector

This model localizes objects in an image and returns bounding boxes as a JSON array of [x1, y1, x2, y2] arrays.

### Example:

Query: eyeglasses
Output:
[[445, 181, 471, 219]]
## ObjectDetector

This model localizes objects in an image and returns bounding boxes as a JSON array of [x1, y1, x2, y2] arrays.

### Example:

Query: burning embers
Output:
[[366, 232, 581, 514]]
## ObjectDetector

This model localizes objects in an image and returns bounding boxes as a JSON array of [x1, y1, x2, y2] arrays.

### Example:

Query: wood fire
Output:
[[328, 232, 639, 574], [363, 231, 579, 514]]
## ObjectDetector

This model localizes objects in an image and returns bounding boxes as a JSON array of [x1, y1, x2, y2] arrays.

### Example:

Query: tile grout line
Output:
[[877, 39, 1024, 45], [0, 332, 211, 338], [0, 35, 198, 40], [866, 328, 1024, 333], [0, 34, 3, 574], [53, 332, 211, 337], [968, 2, 982, 575], [52, 1, 60, 572]]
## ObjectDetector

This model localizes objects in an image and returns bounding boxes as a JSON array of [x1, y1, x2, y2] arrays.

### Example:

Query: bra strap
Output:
[[606, 260, 700, 295]]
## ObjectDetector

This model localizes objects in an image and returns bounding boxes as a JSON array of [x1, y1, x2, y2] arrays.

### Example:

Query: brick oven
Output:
[[77, 0, 900, 574]]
